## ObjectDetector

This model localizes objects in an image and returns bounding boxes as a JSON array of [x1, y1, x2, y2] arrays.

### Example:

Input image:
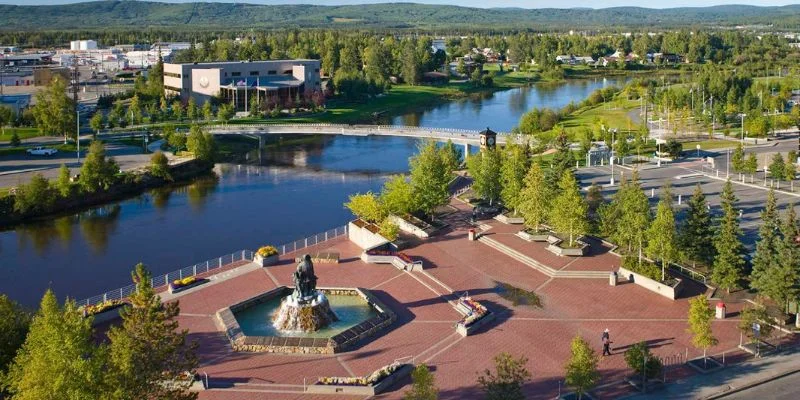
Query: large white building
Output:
[[163, 59, 321, 110], [70, 40, 98, 51]]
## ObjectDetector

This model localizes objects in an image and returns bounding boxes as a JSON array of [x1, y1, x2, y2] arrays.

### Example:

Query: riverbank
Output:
[[0, 158, 214, 228]]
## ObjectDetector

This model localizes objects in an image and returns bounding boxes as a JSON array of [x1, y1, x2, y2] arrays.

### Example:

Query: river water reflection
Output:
[[0, 77, 628, 307]]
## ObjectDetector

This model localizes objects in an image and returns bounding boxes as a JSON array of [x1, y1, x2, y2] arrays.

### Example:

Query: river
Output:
[[0, 77, 626, 307]]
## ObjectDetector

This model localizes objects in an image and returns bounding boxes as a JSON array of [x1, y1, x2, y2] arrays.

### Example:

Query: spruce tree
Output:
[[5, 290, 107, 399], [679, 184, 715, 266], [731, 143, 745, 172], [0, 294, 30, 376], [711, 180, 746, 293], [107, 264, 198, 400], [750, 189, 781, 296], [771, 206, 800, 312]]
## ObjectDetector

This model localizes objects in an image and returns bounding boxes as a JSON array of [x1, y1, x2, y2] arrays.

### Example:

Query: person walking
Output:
[[602, 328, 612, 356]]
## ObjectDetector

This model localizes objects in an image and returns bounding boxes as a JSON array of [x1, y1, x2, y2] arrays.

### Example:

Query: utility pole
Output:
[[71, 56, 80, 145]]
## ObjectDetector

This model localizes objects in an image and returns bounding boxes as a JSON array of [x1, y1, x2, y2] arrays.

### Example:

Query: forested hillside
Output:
[[2, 1, 800, 31]]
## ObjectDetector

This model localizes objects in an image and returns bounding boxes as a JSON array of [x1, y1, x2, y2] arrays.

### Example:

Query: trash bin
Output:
[[609, 271, 618, 287], [716, 302, 726, 319], [468, 229, 476, 241]]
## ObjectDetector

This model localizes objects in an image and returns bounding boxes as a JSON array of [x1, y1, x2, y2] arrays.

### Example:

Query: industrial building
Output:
[[163, 60, 321, 110], [70, 40, 98, 51]]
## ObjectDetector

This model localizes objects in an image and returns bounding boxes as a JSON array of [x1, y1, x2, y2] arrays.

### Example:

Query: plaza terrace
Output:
[[158, 199, 769, 400]]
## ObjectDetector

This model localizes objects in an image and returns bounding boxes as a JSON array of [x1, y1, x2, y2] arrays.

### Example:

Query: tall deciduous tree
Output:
[[518, 162, 549, 232], [679, 184, 715, 266], [79, 140, 119, 192], [186, 125, 216, 162], [410, 141, 450, 217], [613, 171, 650, 255], [401, 41, 422, 85], [31, 75, 75, 141], [380, 175, 416, 216], [5, 290, 107, 399], [57, 163, 72, 197], [467, 148, 503, 205], [345, 192, 385, 223], [500, 143, 529, 214], [712, 180, 746, 293], [89, 111, 104, 136], [403, 364, 438, 400], [564, 335, 599, 399], [108, 264, 198, 400], [646, 187, 677, 281], [440, 140, 462, 173], [687, 296, 717, 368], [550, 170, 588, 246], [478, 352, 531, 400]]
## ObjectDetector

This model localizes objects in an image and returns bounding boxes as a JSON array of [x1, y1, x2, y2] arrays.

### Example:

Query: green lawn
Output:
[[557, 98, 641, 136], [0, 127, 43, 142]]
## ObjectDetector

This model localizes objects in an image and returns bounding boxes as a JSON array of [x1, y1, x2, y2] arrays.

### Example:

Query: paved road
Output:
[[719, 371, 800, 399], [0, 142, 153, 188]]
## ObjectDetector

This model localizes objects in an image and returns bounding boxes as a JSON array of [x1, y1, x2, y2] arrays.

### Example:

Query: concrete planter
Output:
[[168, 279, 208, 294], [254, 253, 279, 267], [545, 235, 589, 256], [88, 304, 127, 326], [456, 312, 495, 336], [307, 364, 413, 395], [494, 213, 524, 225], [618, 266, 683, 300], [348, 220, 389, 250], [516, 229, 550, 242], [389, 214, 430, 238]]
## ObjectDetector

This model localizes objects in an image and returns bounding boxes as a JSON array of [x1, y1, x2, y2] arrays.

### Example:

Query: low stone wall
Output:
[[389, 215, 429, 238], [516, 230, 549, 242], [348, 220, 389, 250], [545, 236, 589, 257], [618, 266, 684, 300], [361, 252, 423, 272], [216, 286, 395, 354], [89, 305, 126, 326], [306, 364, 414, 396]]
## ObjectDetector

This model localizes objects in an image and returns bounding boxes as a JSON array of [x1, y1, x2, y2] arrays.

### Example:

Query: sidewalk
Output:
[[623, 346, 800, 399]]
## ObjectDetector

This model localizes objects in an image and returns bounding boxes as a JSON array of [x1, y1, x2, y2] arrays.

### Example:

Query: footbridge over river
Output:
[[207, 123, 512, 148]]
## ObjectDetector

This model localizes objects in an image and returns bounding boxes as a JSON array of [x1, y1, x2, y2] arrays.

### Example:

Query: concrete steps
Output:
[[478, 236, 608, 279]]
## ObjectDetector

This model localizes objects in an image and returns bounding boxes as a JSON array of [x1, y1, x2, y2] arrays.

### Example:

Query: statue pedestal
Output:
[[272, 291, 338, 332]]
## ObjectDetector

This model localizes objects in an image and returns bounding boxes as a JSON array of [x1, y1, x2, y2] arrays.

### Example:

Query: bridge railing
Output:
[[76, 224, 349, 307], [205, 123, 511, 137]]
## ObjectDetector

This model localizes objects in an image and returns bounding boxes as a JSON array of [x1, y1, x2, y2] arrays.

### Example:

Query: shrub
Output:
[[10, 131, 20, 147], [149, 151, 171, 181], [257, 246, 279, 257], [379, 218, 400, 241], [621, 256, 662, 281], [14, 173, 55, 214], [624, 341, 662, 379]]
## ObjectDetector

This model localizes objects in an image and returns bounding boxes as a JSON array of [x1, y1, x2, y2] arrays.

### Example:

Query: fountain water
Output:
[[271, 254, 338, 332]]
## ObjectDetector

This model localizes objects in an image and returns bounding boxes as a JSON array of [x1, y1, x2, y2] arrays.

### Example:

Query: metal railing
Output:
[[452, 184, 473, 198], [77, 224, 349, 307]]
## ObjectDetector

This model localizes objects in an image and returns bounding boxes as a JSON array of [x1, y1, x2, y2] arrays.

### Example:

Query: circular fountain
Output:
[[271, 254, 338, 332]]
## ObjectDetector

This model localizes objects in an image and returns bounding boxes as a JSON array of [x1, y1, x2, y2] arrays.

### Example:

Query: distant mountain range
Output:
[[2, 1, 800, 31]]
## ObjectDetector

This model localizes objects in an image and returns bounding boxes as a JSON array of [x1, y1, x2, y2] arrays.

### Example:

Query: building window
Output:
[[283, 70, 292, 75], [231, 72, 241, 77], [268, 70, 277, 75], [164, 84, 182, 92], [250, 71, 259, 76], [314, 68, 319, 73], [164, 72, 181, 78]]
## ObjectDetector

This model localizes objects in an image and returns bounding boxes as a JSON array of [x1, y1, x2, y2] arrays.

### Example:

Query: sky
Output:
[[1, 0, 797, 8]]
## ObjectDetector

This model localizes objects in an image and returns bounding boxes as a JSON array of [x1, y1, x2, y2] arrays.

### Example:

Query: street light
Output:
[[610, 128, 616, 186], [726, 148, 731, 179]]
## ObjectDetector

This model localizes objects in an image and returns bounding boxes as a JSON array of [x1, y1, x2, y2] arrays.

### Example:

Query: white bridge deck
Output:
[[206, 123, 511, 145]]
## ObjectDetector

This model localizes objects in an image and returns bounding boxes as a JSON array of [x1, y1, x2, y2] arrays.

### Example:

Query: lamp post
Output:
[[726, 148, 731, 179], [76, 110, 80, 163], [610, 128, 616, 186], [739, 113, 746, 145]]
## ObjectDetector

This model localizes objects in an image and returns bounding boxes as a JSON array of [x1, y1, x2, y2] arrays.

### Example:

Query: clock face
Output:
[[488, 137, 495, 145], [199, 77, 209, 88]]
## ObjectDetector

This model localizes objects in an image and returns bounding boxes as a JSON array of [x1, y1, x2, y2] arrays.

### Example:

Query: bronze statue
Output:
[[293, 254, 318, 300]]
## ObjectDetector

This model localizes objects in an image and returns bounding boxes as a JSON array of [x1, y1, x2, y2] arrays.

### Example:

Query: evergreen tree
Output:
[[646, 187, 677, 281], [467, 148, 503, 205], [0, 294, 30, 376], [129, 95, 143, 125], [107, 264, 198, 400], [9, 131, 20, 147], [679, 184, 715, 266], [771, 206, 800, 312], [5, 290, 107, 399], [149, 151, 171, 181], [518, 162, 549, 232], [186, 125, 216, 162], [148, 52, 164, 96], [769, 153, 786, 181], [13, 173, 55, 214], [786, 151, 797, 181], [186, 98, 198, 121], [478, 352, 530, 400], [401, 41, 422, 85], [550, 170, 589, 246], [687, 296, 717, 368], [216, 103, 234, 123], [712, 180, 746, 293], [202, 101, 214, 121], [564, 335, 599, 399], [731, 143, 745, 172], [744, 152, 759, 176], [172, 100, 184, 121], [750, 189, 781, 296], [410, 141, 450, 217], [403, 364, 438, 400], [500, 143, 530, 214]]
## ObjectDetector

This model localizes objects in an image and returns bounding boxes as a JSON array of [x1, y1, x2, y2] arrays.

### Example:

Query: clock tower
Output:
[[479, 127, 497, 150]]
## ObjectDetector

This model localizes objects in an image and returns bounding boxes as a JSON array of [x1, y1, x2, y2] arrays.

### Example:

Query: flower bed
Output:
[[455, 296, 494, 336], [257, 245, 278, 257], [168, 276, 207, 294], [81, 299, 125, 317], [309, 362, 413, 395]]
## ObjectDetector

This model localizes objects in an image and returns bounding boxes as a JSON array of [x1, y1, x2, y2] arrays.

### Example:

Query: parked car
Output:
[[26, 146, 58, 156]]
